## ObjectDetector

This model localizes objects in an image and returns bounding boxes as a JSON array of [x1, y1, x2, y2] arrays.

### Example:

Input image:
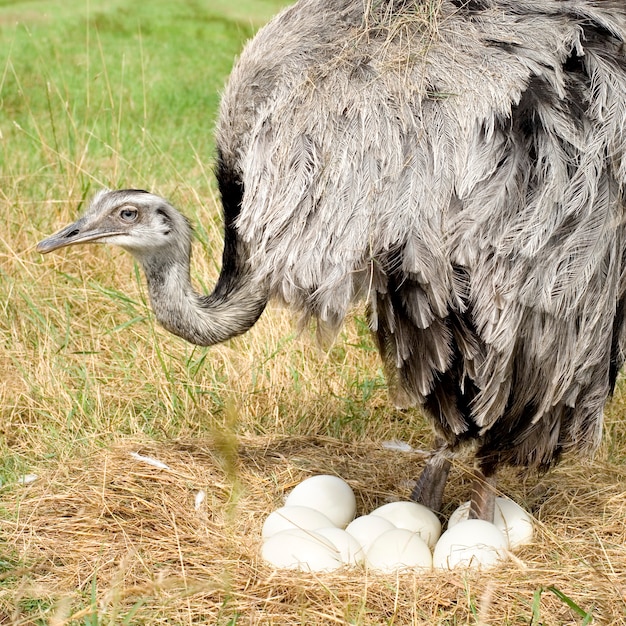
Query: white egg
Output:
[[448, 497, 534, 549], [315, 527, 364, 565], [262, 505, 336, 539], [433, 519, 508, 570], [365, 528, 433, 573], [447, 501, 474, 528], [345, 515, 396, 554], [285, 475, 357, 528], [261, 529, 342, 572], [370, 501, 441, 549]]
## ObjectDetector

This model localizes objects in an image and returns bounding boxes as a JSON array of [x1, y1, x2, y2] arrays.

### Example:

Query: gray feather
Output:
[[217, 0, 626, 471]]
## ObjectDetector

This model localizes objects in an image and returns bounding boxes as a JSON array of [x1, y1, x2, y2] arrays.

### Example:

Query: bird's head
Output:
[[37, 189, 193, 265]]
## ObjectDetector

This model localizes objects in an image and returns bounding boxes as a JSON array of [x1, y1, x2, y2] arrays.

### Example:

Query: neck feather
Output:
[[141, 250, 267, 347]]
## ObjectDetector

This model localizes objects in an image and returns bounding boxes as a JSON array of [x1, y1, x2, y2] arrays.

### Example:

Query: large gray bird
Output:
[[38, 0, 626, 521]]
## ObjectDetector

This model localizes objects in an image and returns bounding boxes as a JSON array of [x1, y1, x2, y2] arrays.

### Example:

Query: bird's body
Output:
[[39, 0, 626, 519]]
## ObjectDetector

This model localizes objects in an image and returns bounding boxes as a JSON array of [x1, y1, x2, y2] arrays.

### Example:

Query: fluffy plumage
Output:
[[218, 0, 626, 475], [39, 0, 626, 518]]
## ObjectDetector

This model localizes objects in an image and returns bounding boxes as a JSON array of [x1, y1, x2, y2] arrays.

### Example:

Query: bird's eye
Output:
[[119, 208, 138, 222]]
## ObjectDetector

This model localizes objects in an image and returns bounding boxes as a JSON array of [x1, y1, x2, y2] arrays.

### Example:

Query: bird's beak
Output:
[[37, 218, 122, 254]]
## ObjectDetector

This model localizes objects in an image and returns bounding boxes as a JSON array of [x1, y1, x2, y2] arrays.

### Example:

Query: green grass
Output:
[[1, 0, 284, 199], [1, 1, 626, 624], [1, 0, 412, 500]]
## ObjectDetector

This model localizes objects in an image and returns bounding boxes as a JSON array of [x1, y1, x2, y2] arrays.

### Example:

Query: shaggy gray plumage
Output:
[[39, 0, 626, 516], [219, 0, 626, 470]]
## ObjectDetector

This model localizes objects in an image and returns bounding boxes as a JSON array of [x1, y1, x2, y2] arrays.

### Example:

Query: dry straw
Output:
[[3, 3, 626, 621], [3, 429, 626, 624]]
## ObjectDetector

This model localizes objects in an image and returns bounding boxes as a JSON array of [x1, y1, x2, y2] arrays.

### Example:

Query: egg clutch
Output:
[[261, 475, 533, 573]]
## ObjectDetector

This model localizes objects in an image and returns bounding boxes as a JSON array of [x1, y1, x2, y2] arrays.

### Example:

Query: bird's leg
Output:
[[468, 469, 497, 522], [410, 441, 451, 513], [411, 458, 451, 512]]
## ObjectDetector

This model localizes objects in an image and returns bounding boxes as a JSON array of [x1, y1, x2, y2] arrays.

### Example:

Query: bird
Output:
[[38, 0, 626, 522]]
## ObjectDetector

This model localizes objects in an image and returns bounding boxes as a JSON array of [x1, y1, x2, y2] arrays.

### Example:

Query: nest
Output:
[[2, 434, 626, 624]]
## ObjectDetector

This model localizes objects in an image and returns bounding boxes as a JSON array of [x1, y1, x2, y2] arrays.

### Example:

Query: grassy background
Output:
[[1, 0, 626, 624], [1, 0, 397, 458]]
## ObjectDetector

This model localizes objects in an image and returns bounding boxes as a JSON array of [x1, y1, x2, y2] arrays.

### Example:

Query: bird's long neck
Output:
[[139, 198, 268, 347], [138, 152, 267, 347], [142, 250, 267, 346]]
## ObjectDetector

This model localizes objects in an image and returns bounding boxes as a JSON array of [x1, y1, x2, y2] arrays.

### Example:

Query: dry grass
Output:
[[3, 187, 626, 621], [2, 428, 626, 625], [2, 1, 626, 624]]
